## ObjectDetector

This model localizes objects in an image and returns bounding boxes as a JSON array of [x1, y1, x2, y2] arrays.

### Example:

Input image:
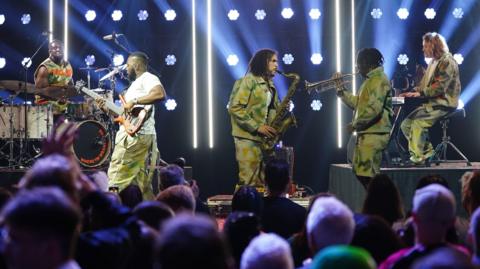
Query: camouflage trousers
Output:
[[401, 106, 449, 163], [352, 133, 390, 178], [108, 133, 158, 200], [234, 137, 264, 187]]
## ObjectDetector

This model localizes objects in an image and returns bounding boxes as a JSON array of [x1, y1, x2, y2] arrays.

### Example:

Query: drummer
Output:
[[34, 39, 74, 115]]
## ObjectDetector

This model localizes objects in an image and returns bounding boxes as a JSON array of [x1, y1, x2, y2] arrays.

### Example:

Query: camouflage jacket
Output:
[[228, 73, 279, 142], [339, 66, 393, 134], [418, 52, 461, 110]]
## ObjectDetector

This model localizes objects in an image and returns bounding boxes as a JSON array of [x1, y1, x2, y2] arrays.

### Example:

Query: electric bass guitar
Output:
[[75, 80, 152, 136]]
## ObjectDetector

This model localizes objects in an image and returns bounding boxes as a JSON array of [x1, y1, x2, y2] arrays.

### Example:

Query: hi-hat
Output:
[[79, 66, 98, 70]]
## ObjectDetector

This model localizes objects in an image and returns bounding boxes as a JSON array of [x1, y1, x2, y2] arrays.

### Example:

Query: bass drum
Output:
[[73, 120, 111, 168]]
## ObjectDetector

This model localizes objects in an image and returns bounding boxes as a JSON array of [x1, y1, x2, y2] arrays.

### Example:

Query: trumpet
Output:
[[305, 73, 358, 94]]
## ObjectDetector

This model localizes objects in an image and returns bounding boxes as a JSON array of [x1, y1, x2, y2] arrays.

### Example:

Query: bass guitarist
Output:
[[96, 51, 166, 199]]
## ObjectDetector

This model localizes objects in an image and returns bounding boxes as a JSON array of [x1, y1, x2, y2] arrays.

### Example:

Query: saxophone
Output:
[[261, 70, 300, 156]]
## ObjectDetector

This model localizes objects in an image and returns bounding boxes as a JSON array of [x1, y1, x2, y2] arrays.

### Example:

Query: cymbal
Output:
[[79, 66, 98, 70], [0, 80, 37, 94]]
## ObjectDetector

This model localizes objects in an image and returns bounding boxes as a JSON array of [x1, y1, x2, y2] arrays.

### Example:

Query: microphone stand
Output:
[[19, 35, 49, 167]]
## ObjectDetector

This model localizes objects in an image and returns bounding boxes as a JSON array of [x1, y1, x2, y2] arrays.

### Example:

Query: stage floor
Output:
[[328, 162, 480, 217]]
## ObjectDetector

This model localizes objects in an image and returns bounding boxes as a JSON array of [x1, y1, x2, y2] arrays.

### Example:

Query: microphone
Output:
[[99, 64, 127, 82], [103, 33, 123, 40]]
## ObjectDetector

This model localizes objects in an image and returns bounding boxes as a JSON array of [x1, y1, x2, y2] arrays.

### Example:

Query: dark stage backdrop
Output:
[[1, 0, 479, 198]]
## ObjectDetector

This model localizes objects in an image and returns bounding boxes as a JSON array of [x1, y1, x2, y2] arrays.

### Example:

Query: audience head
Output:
[[306, 197, 355, 253], [159, 164, 187, 191], [311, 245, 376, 269], [231, 186, 263, 216], [461, 171, 480, 215], [224, 211, 261, 267], [0, 187, 12, 210], [119, 184, 143, 209], [411, 247, 472, 269], [416, 174, 449, 190], [412, 184, 456, 245], [362, 174, 404, 225], [1, 187, 81, 269], [133, 200, 174, 231], [156, 185, 195, 213], [469, 207, 480, 257], [155, 214, 232, 269], [265, 159, 290, 196], [240, 233, 293, 269]]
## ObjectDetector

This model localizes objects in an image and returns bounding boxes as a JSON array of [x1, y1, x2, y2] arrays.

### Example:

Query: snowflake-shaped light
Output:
[[255, 9, 266, 20], [397, 8, 409, 20], [85, 55, 95, 66], [424, 57, 432, 65], [425, 8, 436, 19], [165, 99, 177, 111], [85, 10, 96, 22], [289, 101, 295, 112], [111, 10, 123, 21], [226, 54, 239, 66], [397, 54, 409, 65], [165, 55, 176, 66], [452, 8, 464, 19], [21, 14, 31, 24], [228, 9, 240, 21], [113, 54, 124, 66], [311, 99, 323, 111], [371, 8, 382, 19], [281, 8, 294, 19], [0, 58, 6, 69], [309, 9, 321, 20], [453, 53, 464, 65], [0, 14, 5, 25], [310, 53, 323, 65], [165, 9, 176, 21], [282, 54, 294, 65], [138, 10, 149, 21], [22, 57, 32, 68]]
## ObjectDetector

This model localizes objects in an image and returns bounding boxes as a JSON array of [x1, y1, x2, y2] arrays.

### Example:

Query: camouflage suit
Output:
[[401, 52, 461, 163], [338, 67, 393, 178], [228, 73, 279, 187]]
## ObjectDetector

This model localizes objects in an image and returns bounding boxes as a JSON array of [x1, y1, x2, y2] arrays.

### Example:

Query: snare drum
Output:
[[73, 120, 111, 167]]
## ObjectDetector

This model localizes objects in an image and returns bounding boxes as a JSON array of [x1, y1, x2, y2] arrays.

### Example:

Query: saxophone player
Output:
[[334, 48, 393, 189], [228, 49, 279, 190]]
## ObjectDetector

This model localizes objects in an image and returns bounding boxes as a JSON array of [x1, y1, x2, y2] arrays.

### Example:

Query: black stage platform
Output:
[[329, 163, 480, 217]]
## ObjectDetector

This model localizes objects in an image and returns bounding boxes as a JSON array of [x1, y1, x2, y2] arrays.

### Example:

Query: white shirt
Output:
[[121, 71, 162, 135]]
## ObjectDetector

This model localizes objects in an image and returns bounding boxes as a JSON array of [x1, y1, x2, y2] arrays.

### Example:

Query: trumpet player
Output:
[[228, 49, 279, 190], [334, 48, 393, 189]]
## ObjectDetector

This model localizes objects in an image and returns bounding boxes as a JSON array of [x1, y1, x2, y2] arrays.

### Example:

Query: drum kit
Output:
[[0, 66, 122, 169]]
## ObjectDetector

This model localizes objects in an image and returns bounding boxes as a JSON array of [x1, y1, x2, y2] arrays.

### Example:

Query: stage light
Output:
[[164, 9, 176, 21], [49, 0, 53, 42], [138, 10, 148, 21], [289, 102, 295, 112], [64, 0, 69, 61], [111, 10, 123, 21], [113, 54, 124, 66], [84, 55, 95, 66], [0, 14, 5, 25], [165, 99, 177, 111], [454, 53, 464, 65], [22, 57, 32, 68], [425, 8, 436, 20], [371, 8, 382, 19], [457, 99, 464, 110], [165, 54, 176, 66], [255, 9, 266, 20], [397, 54, 409, 65], [207, 0, 214, 148], [226, 54, 239, 66], [85, 10, 96, 21], [309, 9, 321, 20], [397, 8, 409, 20], [281, 8, 294, 19], [453, 8, 464, 19], [282, 54, 294, 65], [311, 99, 322, 111], [0, 58, 5, 69], [21, 14, 31, 25], [310, 53, 323, 65], [192, 0, 197, 148], [228, 9, 240, 21]]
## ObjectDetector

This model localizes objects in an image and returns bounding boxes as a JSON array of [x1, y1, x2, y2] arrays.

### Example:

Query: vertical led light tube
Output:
[[335, 0, 342, 148], [351, 0, 356, 94], [64, 0, 68, 61], [49, 0, 53, 42], [207, 0, 214, 148], [192, 0, 198, 148]]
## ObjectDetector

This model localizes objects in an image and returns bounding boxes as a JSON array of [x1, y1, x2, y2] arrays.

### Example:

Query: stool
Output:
[[430, 108, 471, 166]]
